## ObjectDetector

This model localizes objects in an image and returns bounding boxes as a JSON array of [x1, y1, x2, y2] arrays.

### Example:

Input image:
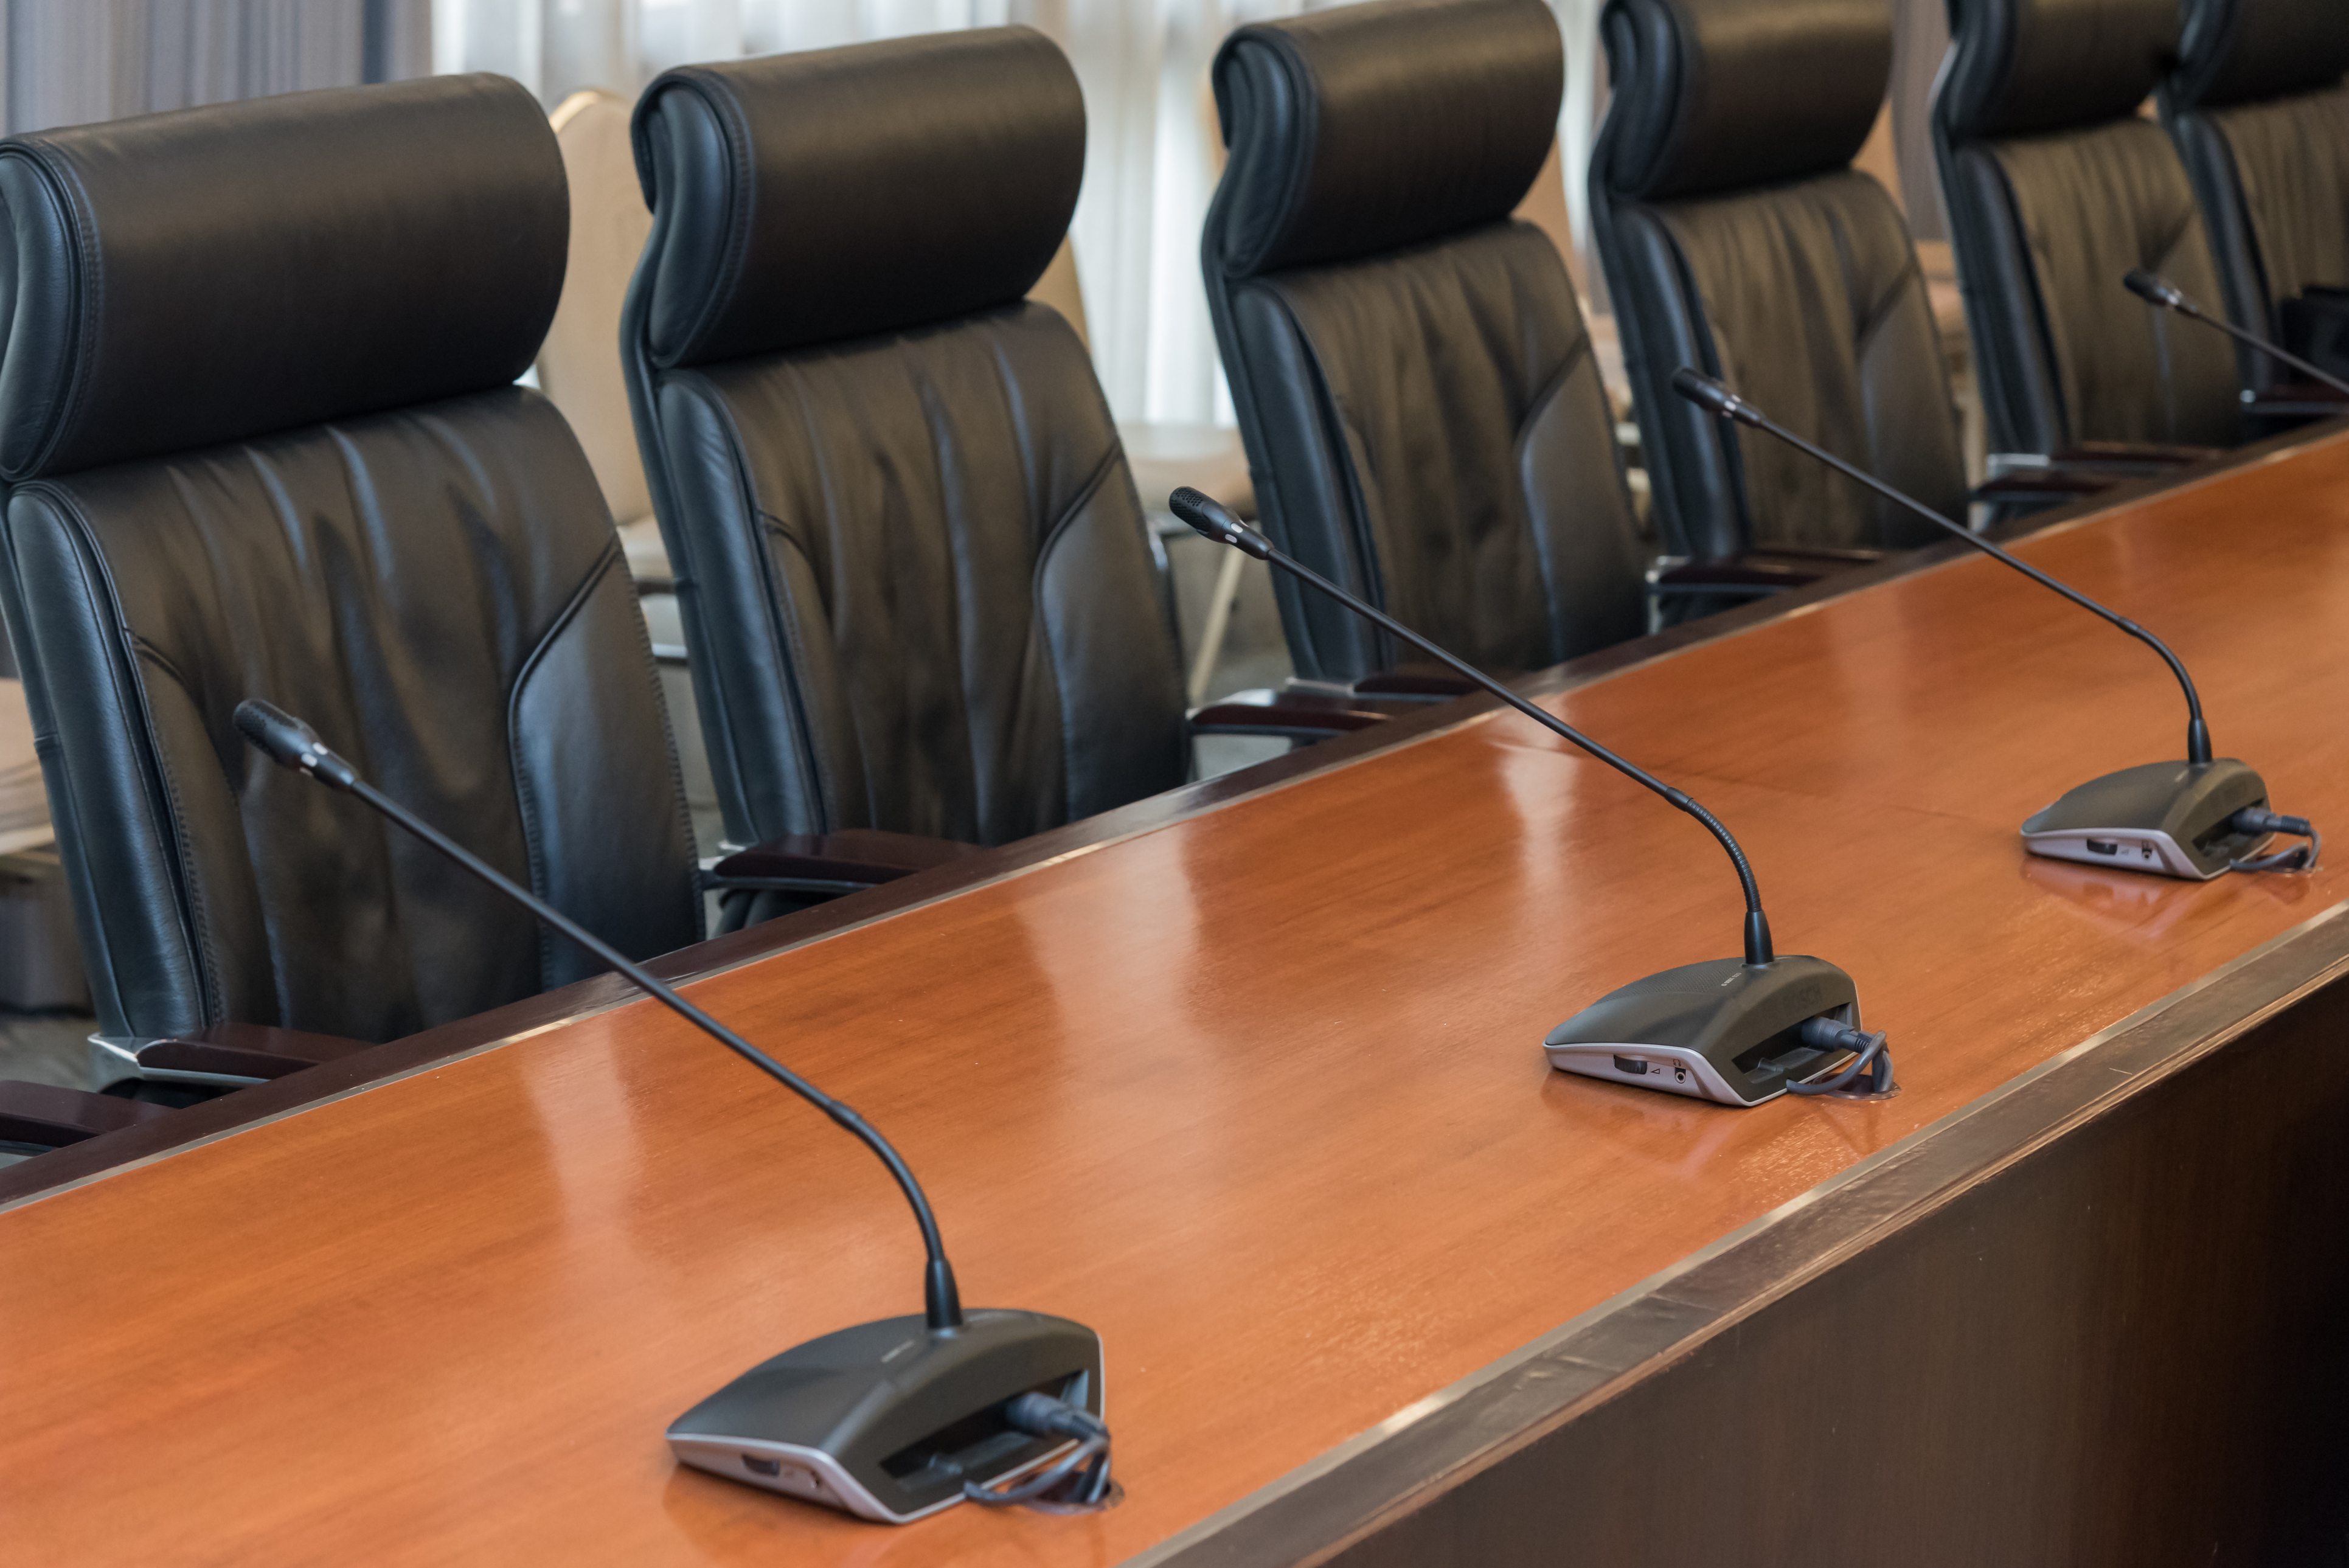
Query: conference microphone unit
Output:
[[2123, 269, 2349, 400], [232, 699, 1112, 1525], [1671, 368, 2319, 881], [1166, 489, 1892, 1109]]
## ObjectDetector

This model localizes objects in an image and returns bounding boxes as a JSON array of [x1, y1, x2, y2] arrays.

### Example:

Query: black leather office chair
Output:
[[2164, 0, 2349, 401], [1591, 0, 1958, 566], [1932, 0, 2243, 460], [1200, 0, 1648, 691], [0, 78, 701, 1142], [622, 30, 1361, 868]]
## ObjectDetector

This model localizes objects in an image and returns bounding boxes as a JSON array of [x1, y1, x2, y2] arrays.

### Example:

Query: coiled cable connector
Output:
[[2229, 808, 2320, 873], [1787, 1016, 1895, 1098], [963, 1392, 1117, 1513]]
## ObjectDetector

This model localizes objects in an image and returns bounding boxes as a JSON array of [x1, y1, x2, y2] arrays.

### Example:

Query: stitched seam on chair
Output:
[[122, 639, 220, 1019], [1851, 257, 1924, 358], [1264, 283, 1392, 657], [507, 541, 642, 988], [1977, 145, 2073, 449], [1033, 442, 1123, 819], [1226, 279, 1337, 677], [729, 361, 836, 831], [31, 485, 221, 1022], [1659, 0, 1699, 196], [1648, 210, 1754, 549], [671, 74, 761, 366], [15, 146, 102, 479], [651, 376, 770, 839], [1513, 330, 1598, 661], [1255, 32, 1322, 275], [2206, 119, 2275, 330]]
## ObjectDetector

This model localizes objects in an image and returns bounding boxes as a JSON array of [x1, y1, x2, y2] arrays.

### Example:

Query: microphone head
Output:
[[1670, 367, 1763, 426], [2124, 269, 2194, 315], [234, 699, 357, 791], [1167, 487, 1274, 559]]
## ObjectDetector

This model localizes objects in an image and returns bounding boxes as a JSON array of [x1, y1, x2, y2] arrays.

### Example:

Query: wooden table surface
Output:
[[8, 433, 2349, 1565]]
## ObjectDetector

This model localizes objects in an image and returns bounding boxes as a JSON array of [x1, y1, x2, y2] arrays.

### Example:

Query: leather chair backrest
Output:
[[1592, 0, 1960, 558], [2163, 0, 2349, 391], [0, 77, 701, 1042], [623, 30, 1186, 849], [1932, 0, 2242, 454], [1201, 0, 1645, 688]]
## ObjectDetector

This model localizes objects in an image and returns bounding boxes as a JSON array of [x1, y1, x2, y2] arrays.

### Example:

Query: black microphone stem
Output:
[[344, 772, 964, 1332], [1171, 499, 1773, 966], [2125, 269, 2349, 399], [1693, 385, 2213, 767], [2179, 309, 2349, 399]]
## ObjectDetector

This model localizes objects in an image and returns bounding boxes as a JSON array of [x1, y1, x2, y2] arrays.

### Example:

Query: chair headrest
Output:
[[631, 29, 1083, 370], [2171, 0, 2349, 111], [1938, 0, 2181, 141], [0, 75, 563, 484], [1207, 0, 1561, 280], [1597, 0, 1892, 203]]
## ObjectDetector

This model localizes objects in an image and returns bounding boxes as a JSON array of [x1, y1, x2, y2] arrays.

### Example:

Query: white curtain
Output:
[[3, 1, 429, 134], [435, 0, 1598, 426]]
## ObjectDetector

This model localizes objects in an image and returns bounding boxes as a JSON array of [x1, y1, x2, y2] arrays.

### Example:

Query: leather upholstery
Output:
[[1934, 0, 2243, 454], [1592, 0, 1960, 558], [625, 30, 1189, 849], [1203, 0, 1645, 687], [631, 33, 1081, 369], [2165, 0, 2349, 391], [0, 77, 561, 482], [0, 77, 701, 1043]]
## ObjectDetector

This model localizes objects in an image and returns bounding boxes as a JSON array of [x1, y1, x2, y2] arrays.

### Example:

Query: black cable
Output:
[[2229, 809, 2322, 874], [963, 1393, 1116, 1512], [1786, 1017, 1895, 1098]]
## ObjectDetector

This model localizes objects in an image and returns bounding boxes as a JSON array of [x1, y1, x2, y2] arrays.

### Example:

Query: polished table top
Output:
[[7, 432, 2349, 1563]]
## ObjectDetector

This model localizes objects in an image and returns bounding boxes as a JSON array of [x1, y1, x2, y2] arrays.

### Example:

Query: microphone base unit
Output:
[[2019, 759, 2271, 881], [667, 1309, 1103, 1524], [1544, 956, 1868, 1108]]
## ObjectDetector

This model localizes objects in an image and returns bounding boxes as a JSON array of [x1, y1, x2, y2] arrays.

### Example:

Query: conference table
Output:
[[6, 426, 2349, 1566]]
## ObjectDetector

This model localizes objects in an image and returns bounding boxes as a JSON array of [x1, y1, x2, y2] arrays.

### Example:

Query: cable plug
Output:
[[965, 1393, 1117, 1513], [1788, 1016, 1895, 1098], [2229, 808, 2321, 873], [1002, 1392, 1106, 1442]]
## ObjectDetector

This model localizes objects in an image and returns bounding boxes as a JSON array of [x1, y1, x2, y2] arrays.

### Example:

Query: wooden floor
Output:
[[4, 430, 2348, 1563]]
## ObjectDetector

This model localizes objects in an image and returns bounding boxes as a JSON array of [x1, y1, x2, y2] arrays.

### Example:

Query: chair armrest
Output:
[[1191, 690, 1385, 739], [1348, 662, 1493, 700], [0, 1081, 174, 1150], [2246, 382, 2349, 417], [1974, 468, 2113, 502], [1994, 443, 2219, 477], [92, 1022, 377, 1085], [710, 830, 985, 893], [1653, 550, 1877, 592]]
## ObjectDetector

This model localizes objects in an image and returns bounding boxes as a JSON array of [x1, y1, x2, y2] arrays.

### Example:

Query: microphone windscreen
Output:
[[1168, 488, 1271, 557], [2124, 269, 2191, 313], [234, 699, 323, 768]]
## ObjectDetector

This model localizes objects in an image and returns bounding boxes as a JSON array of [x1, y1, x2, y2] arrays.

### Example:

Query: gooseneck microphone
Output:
[[1671, 370, 2318, 881], [1167, 490, 1891, 1108], [2124, 269, 2349, 400], [232, 698, 1109, 1525]]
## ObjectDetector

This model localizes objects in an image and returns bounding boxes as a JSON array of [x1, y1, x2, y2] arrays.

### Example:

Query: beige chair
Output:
[[540, 90, 717, 847], [542, 90, 667, 581]]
